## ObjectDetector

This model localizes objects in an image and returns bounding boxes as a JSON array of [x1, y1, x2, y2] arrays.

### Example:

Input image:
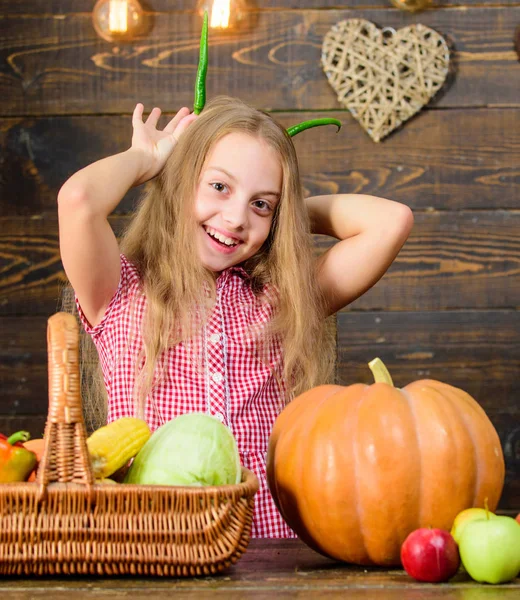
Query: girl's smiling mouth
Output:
[[203, 225, 244, 253]]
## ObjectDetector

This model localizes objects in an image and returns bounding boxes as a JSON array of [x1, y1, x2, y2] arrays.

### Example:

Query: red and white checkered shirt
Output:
[[76, 254, 296, 538]]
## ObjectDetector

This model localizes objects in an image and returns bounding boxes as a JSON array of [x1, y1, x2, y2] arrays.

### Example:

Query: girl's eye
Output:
[[253, 200, 272, 213], [211, 182, 227, 193]]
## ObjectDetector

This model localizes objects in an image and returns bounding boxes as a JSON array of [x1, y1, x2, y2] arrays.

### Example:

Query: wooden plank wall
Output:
[[0, 1, 518, 508]]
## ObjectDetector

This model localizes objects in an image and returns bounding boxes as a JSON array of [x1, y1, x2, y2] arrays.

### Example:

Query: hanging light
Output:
[[92, 0, 145, 42], [390, 0, 432, 12], [196, 0, 249, 31]]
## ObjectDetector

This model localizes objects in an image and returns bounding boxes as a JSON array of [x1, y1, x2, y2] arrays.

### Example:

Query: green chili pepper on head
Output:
[[193, 11, 209, 115], [286, 118, 342, 137], [192, 12, 341, 138]]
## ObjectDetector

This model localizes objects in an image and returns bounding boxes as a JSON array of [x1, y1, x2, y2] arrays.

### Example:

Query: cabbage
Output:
[[124, 413, 242, 486]]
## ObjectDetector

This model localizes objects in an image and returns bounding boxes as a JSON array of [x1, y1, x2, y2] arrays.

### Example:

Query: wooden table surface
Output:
[[0, 539, 518, 599]]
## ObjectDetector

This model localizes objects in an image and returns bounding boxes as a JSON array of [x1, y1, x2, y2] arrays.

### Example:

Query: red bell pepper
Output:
[[0, 431, 37, 483]]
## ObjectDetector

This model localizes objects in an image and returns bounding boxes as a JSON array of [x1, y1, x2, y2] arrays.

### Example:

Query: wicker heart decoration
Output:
[[321, 19, 450, 142]]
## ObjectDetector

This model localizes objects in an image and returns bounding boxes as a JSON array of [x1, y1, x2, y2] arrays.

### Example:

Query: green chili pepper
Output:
[[193, 11, 209, 115], [287, 118, 342, 138], [192, 12, 339, 138]]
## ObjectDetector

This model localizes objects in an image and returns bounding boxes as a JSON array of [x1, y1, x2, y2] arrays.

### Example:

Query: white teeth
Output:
[[205, 227, 239, 246]]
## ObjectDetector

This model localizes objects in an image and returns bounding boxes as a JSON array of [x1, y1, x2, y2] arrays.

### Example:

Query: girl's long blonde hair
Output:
[[70, 96, 335, 431]]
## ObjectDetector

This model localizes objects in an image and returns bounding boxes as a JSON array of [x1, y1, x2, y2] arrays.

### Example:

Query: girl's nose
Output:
[[223, 198, 248, 230]]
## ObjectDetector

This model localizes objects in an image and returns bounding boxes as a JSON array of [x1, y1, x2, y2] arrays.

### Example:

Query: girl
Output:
[[57, 96, 413, 538]]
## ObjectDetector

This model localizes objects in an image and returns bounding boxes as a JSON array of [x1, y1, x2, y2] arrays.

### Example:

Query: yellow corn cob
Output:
[[87, 417, 151, 479]]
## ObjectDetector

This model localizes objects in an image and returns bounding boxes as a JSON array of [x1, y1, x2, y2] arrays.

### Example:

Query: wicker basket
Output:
[[0, 313, 259, 576]]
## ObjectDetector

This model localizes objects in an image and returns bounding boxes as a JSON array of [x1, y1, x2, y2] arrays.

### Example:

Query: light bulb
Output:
[[197, 0, 249, 31], [92, 0, 144, 42], [390, 0, 432, 12]]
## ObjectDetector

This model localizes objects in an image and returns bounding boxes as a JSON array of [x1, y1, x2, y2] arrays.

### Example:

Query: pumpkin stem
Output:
[[368, 358, 394, 386]]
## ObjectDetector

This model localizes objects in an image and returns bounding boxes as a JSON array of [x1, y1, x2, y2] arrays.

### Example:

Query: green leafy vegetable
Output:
[[124, 413, 241, 486]]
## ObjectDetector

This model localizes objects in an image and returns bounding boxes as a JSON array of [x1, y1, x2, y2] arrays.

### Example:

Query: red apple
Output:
[[401, 528, 460, 583]]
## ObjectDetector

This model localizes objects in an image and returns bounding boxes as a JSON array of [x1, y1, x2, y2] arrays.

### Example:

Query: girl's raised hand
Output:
[[131, 104, 198, 185]]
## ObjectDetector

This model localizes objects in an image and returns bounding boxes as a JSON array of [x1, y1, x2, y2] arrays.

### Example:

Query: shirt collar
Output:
[[218, 265, 250, 280]]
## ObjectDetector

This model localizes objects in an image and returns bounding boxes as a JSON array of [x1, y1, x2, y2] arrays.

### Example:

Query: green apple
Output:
[[450, 507, 497, 544], [459, 515, 520, 584]]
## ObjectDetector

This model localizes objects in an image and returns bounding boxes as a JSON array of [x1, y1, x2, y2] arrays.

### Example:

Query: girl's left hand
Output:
[[131, 104, 198, 185]]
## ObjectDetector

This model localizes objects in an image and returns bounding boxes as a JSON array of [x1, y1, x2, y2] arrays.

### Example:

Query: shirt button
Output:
[[212, 372, 223, 383], [215, 413, 225, 422], [209, 333, 220, 343]]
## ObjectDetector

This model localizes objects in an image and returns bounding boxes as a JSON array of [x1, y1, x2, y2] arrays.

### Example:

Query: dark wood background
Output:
[[0, 1, 518, 508]]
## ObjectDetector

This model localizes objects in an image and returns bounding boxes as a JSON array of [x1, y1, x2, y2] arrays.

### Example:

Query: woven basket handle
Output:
[[36, 312, 94, 499]]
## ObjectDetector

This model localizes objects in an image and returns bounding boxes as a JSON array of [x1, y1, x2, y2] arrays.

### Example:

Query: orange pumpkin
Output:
[[23, 438, 45, 482], [266, 359, 505, 566]]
